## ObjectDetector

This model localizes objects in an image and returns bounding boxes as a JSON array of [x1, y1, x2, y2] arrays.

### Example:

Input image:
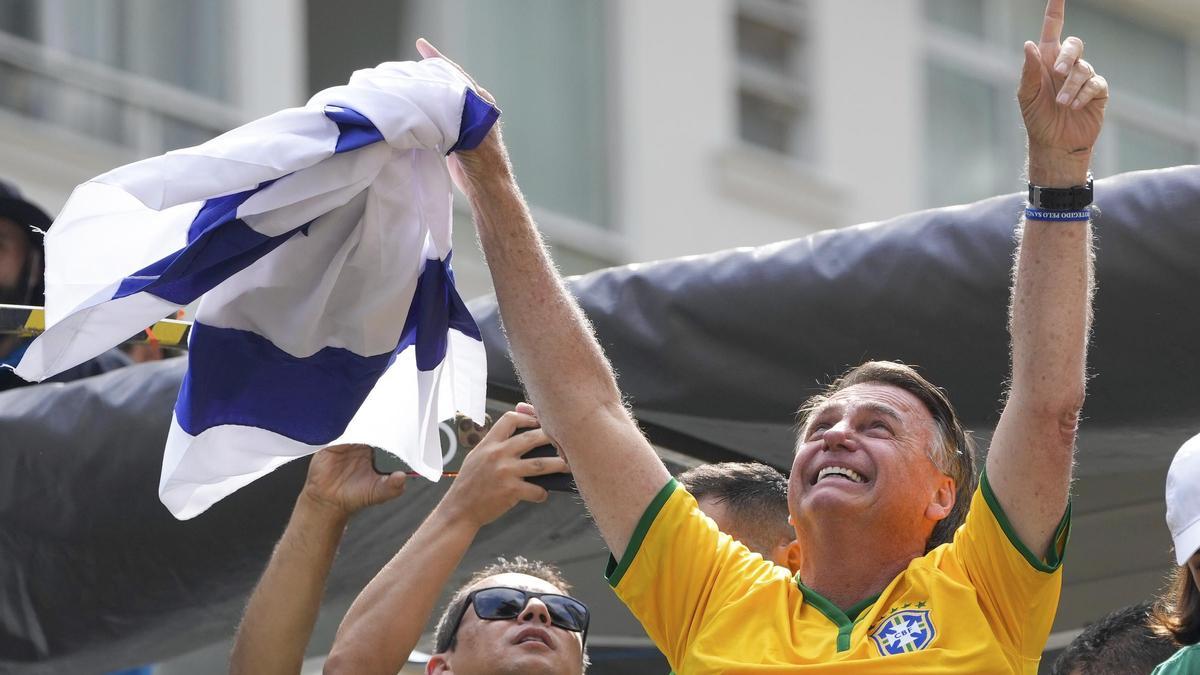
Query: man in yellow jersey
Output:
[[422, 0, 1104, 668]]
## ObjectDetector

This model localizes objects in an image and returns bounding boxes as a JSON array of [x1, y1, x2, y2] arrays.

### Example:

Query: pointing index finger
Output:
[[1040, 0, 1066, 47]]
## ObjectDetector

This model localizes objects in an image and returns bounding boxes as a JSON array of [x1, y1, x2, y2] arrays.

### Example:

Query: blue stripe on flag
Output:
[[112, 100, 489, 308], [114, 220, 300, 305], [448, 89, 500, 154], [324, 105, 386, 153], [188, 180, 276, 243], [406, 254, 482, 370], [113, 179, 297, 304], [176, 255, 481, 443], [176, 321, 395, 442], [111, 104, 390, 306]]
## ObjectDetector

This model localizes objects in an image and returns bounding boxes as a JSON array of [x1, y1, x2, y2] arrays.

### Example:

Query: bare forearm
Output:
[[987, 148, 1093, 553], [325, 499, 479, 674], [467, 173, 624, 428], [230, 496, 347, 675], [463, 172, 671, 558], [1009, 148, 1093, 412]]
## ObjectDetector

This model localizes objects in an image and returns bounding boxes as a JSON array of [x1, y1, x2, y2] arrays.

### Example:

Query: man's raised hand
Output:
[[442, 409, 570, 530], [414, 37, 510, 196], [301, 444, 407, 518], [1019, 0, 1108, 186]]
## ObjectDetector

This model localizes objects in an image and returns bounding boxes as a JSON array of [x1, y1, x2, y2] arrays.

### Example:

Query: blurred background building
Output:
[[0, 0, 1197, 672]]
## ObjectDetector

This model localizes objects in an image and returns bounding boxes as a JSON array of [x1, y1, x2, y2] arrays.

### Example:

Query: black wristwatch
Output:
[[1028, 175, 1093, 210]]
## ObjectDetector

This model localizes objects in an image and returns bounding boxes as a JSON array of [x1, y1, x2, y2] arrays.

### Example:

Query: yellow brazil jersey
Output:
[[606, 471, 1069, 674]]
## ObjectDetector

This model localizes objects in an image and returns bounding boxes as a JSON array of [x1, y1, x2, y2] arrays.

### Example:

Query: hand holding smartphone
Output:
[[515, 431, 577, 494]]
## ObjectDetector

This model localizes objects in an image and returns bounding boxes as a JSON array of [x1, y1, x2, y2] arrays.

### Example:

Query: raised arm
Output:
[[229, 444, 407, 675], [987, 0, 1107, 557], [415, 39, 671, 560], [323, 412, 566, 675]]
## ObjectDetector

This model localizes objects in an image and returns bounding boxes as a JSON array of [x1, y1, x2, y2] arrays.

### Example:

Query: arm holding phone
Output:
[[324, 410, 569, 675], [230, 444, 407, 675]]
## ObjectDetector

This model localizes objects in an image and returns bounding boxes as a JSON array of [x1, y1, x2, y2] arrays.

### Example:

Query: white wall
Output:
[[609, 0, 927, 265]]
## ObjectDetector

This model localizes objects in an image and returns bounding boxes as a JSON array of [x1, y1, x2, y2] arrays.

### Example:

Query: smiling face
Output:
[[428, 572, 584, 675], [789, 383, 955, 550]]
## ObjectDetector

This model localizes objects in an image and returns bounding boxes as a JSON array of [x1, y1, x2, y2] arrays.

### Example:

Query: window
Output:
[[735, 0, 811, 159], [456, 1, 610, 229], [0, 0, 236, 154], [923, 0, 1200, 208]]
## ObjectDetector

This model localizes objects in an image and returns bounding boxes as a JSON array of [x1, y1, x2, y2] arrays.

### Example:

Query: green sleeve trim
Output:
[[605, 478, 679, 589], [979, 470, 1071, 573]]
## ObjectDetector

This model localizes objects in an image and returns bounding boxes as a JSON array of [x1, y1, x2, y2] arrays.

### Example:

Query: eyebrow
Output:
[[858, 402, 903, 423], [809, 400, 903, 424]]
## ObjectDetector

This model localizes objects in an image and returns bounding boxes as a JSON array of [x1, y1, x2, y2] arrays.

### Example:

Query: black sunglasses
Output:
[[446, 586, 590, 649]]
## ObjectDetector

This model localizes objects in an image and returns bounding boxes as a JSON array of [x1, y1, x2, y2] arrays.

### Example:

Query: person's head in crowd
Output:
[[792, 361, 978, 554], [0, 178, 49, 308], [1152, 434, 1200, 647], [1051, 602, 1179, 675], [429, 556, 588, 675], [678, 461, 799, 570]]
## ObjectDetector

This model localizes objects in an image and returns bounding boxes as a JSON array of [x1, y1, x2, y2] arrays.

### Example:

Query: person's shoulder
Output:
[[1152, 642, 1200, 674]]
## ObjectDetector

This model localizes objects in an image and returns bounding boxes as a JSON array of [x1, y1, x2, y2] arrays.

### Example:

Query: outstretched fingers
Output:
[[1039, 0, 1066, 48], [415, 37, 494, 104]]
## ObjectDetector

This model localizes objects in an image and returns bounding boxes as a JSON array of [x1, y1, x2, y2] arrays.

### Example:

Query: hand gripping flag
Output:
[[13, 59, 498, 519]]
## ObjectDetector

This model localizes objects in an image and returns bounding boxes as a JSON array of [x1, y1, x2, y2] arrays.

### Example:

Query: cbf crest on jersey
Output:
[[869, 608, 936, 655]]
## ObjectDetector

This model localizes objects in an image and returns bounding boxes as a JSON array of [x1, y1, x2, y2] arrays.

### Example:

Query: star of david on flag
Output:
[[12, 59, 498, 519], [869, 608, 936, 655]]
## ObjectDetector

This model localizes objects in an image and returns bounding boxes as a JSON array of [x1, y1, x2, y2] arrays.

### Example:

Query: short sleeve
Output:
[[606, 479, 785, 666], [950, 470, 1070, 660]]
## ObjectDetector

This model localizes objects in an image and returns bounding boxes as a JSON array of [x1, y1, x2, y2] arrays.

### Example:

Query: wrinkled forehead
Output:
[[467, 572, 562, 596], [807, 383, 933, 428]]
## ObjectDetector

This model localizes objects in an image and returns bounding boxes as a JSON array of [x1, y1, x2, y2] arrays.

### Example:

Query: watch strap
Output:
[[1028, 175, 1094, 210]]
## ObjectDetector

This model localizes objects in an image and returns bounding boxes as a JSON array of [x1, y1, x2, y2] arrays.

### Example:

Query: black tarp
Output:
[[473, 165, 1200, 474], [1, 166, 1197, 671]]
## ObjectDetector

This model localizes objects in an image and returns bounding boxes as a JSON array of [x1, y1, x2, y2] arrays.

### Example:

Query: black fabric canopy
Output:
[[1, 166, 1197, 671], [472, 166, 1200, 474]]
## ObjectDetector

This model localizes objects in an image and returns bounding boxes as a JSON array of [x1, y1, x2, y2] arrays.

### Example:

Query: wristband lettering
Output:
[[1024, 207, 1090, 222]]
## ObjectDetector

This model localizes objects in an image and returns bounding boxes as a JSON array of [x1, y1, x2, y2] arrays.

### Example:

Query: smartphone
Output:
[[371, 446, 408, 475], [515, 428, 577, 493]]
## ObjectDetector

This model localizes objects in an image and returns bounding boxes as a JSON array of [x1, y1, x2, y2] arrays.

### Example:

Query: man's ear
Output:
[[784, 539, 803, 574], [427, 653, 451, 674], [925, 475, 956, 522]]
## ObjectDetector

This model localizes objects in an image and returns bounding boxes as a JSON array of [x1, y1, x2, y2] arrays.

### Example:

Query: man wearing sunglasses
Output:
[[232, 410, 579, 674], [423, 558, 589, 674], [323, 409, 586, 674]]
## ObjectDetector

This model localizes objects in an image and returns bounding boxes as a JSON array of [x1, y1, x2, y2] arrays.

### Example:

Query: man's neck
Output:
[[796, 524, 926, 611]]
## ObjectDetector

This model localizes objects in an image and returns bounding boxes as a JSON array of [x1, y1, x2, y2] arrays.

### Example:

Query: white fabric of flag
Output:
[[14, 59, 497, 519]]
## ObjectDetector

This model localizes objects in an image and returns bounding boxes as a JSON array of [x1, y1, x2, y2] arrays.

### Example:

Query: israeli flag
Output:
[[14, 60, 498, 519]]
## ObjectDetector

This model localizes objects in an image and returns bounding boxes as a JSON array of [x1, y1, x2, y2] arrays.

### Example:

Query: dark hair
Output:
[[1052, 601, 1180, 675], [432, 557, 574, 655], [0, 178, 50, 306], [677, 462, 793, 556], [795, 361, 977, 551], [1153, 565, 1200, 646]]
